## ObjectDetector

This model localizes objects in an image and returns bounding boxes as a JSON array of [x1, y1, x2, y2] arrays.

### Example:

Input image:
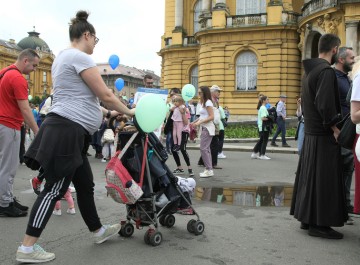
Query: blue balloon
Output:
[[115, 78, 125, 91], [108, 54, 120, 70]]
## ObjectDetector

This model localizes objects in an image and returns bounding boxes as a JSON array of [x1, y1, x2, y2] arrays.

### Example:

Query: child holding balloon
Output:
[[171, 95, 188, 152]]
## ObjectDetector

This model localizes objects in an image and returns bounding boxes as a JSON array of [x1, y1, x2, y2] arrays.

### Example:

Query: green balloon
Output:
[[182, 84, 196, 101], [135, 94, 167, 133]]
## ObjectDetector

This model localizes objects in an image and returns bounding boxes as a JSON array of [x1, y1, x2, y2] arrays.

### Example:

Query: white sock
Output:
[[19, 245, 34, 253], [94, 226, 106, 237]]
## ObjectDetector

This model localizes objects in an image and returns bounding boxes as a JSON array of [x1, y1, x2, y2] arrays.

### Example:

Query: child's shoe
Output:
[[188, 169, 194, 177], [53, 209, 61, 216], [67, 208, 76, 215]]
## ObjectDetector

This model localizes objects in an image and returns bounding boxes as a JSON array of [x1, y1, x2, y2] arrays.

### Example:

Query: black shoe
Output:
[[173, 168, 184, 174], [270, 142, 278, 147], [308, 225, 343, 239], [0, 204, 27, 217], [300, 222, 309, 230], [188, 169, 194, 177], [282, 143, 291, 147], [13, 197, 29, 211], [347, 205, 354, 214]]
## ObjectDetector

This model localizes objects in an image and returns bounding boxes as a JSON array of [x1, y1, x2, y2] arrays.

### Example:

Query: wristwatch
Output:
[[106, 110, 111, 118]]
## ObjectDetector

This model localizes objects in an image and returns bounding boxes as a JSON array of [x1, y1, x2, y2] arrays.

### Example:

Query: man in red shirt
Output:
[[0, 48, 40, 217]]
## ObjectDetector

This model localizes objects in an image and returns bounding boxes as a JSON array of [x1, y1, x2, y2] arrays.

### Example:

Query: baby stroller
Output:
[[106, 122, 205, 246]]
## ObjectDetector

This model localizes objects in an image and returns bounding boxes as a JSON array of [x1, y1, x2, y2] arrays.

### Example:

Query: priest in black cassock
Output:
[[290, 34, 347, 239]]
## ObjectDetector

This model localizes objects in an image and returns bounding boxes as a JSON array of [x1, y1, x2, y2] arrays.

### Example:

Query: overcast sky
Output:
[[0, 0, 165, 76]]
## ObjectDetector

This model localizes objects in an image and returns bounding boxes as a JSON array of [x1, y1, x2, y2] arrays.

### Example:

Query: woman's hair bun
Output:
[[71, 10, 89, 24]]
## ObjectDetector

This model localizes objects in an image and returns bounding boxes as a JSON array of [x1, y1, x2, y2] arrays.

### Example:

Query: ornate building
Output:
[[0, 29, 54, 99], [159, 0, 360, 118]]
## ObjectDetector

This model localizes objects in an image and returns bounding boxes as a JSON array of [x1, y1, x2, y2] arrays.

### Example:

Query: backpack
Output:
[[267, 106, 277, 123]]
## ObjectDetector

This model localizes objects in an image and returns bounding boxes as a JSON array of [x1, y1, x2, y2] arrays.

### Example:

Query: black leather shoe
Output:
[[282, 143, 291, 147], [0, 204, 27, 217], [270, 142, 278, 147], [300, 222, 309, 230], [308, 225, 343, 239], [13, 197, 29, 211]]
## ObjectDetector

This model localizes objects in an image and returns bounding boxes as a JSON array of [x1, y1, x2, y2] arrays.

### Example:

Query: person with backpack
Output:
[[0, 49, 40, 218], [270, 95, 291, 147]]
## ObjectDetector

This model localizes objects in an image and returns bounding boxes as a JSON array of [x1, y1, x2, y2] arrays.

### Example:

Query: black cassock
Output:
[[290, 58, 347, 227]]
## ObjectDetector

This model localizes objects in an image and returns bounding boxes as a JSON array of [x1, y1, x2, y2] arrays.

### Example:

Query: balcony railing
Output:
[[164, 37, 172, 46], [282, 11, 300, 24], [227, 14, 267, 27], [184, 36, 199, 46], [302, 0, 338, 18]]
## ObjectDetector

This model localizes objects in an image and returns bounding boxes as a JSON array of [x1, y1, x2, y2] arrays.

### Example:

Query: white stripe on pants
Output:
[[0, 124, 20, 207]]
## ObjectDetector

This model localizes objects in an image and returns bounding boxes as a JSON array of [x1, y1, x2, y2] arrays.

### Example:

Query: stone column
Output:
[[202, 0, 211, 16], [345, 21, 359, 51], [174, 0, 183, 29], [172, 0, 184, 45]]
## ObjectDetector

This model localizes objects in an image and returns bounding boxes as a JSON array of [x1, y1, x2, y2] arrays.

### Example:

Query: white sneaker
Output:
[[16, 243, 55, 263], [259, 155, 271, 160], [217, 152, 226, 159], [53, 209, 62, 216], [251, 153, 258, 159], [67, 208, 76, 215], [199, 170, 214, 178], [69, 186, 76, 193], [94, 224, 121, 244], [101, 158, 107, 163]]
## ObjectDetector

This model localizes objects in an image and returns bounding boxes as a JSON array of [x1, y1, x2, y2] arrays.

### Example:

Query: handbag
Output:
[[221, 118, 228, 128], [101, 129, 115, 144], [105, 132, 144, 204], [337, 113, 356, 150]]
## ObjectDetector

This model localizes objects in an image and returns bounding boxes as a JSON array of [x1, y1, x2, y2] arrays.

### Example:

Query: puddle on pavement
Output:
[[195, 185, 293, 207]]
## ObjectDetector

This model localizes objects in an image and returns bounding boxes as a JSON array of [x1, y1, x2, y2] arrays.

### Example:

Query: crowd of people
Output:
[[0, 8, 359, 264]]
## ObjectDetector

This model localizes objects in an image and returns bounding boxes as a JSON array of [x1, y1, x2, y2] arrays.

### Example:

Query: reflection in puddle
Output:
[[195, 186, 293, 207]]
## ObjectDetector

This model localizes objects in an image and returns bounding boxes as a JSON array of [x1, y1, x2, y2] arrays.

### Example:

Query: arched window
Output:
[[194, 0, 202, 34], [236, 0, 266, 15], [190, 65, 199, 94], [236, 51, 258, 91]]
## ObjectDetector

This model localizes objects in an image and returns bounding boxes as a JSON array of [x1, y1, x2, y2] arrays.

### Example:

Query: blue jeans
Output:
[[166, 132, 172, 152], [272, 117, 287, 144]]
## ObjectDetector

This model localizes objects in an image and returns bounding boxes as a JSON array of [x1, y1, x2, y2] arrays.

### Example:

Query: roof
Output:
[[17, 31, 51, 52], [0, 39, 22, 50], [97, 63, 160, 81]]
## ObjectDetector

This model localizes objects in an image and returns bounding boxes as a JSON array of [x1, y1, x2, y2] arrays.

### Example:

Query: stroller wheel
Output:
[[149, 231, 163, 246], [164, 214, 175, 228], [120, 223, 134, 237], [144, 230, 151, 245], [159, 215, 166, 226], [193, 221, 205, 235], [187, 219, 196, 233]]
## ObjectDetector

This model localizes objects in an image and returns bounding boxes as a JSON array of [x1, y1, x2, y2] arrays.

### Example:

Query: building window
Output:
[[43, 71, 47, 83], [236, 51, 258, 91], [194, 0, 202, 33], [190, 65, 199, 94], [236, 0, 266, 15]]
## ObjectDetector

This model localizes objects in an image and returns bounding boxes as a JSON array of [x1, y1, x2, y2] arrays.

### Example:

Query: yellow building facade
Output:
[[159, 0, 360, 119], [0, 31, 54, 100]]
